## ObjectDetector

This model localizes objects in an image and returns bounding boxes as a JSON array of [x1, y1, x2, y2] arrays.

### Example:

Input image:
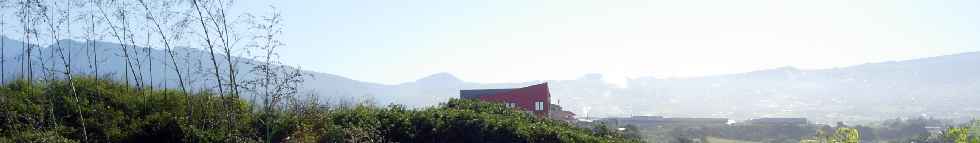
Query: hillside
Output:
[[380, 52, 980, 123], [382, 52, 980, 123], [0, 78, 639, 142], [0, 36, 387, 104]]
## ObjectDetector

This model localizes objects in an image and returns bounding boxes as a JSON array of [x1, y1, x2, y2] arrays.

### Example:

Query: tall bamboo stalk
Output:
[[191, 0, 225, 96]]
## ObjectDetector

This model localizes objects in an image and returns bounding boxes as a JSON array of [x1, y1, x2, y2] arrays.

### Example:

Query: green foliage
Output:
[[944, 127, 970, 143], [1, 77, 257, 142], [833, 128, 860, 143], [800, 127, 859, 143], [0, 78, 639, 142], [313, 99, 642, 142], [895, 122, 980, 143], [942, 125, 980, 143]]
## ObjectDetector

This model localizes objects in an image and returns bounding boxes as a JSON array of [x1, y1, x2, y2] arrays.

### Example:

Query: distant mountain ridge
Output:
[[2, 36, 979, 123]]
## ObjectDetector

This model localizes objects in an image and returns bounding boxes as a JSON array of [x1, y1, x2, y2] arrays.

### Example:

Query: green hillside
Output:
[[0, 78, 640, 143]]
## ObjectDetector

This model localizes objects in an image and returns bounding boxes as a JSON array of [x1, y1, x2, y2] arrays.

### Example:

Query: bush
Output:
[[0, 78, 641, 142]]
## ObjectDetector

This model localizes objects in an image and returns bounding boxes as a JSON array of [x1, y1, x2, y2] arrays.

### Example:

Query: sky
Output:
[[237, 0, 980, 85]]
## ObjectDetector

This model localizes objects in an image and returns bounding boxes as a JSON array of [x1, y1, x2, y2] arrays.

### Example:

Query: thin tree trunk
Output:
[[202, 0, 239, 134], [191, 0, 225, 96], [120, 12, 144, 87], [206, 4, 239, 97], [20, 0, 33, 84], [146, 31, 153, 90], [37, 0, 85, 139], [96, 4, 139, 87], [136, 0, 188, 94], [41, 0, 89, 139], [2, 14, 5, 83], [89, 14, 98, 81]]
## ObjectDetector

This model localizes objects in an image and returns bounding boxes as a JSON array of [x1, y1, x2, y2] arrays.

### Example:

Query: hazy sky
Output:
[[239, 0, 980, 85]]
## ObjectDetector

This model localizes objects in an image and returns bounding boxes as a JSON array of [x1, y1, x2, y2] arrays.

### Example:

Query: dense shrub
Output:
[[0, 78, 640, 142]]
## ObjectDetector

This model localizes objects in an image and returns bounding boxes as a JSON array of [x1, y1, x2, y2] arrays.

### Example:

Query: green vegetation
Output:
[[944, 127, 970, 143], [0, 78, 640, 142], [799, 127, 859, 143], [940, 122, 980, 143]]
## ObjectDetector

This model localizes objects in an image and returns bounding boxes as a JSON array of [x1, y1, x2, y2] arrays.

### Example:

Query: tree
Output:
[[242, 8, 307, 142], [135, 0, 188, 94], [201, 0, 242, 97], [95, 0, 141, 86], [84, 3, 98, 80], [18, 0, 37, 84], [190, 0, 225, 96], [834, 127, 860, 143], [1, 7, 6, 84], [943, 127, 970, 143], [36, 0, 89, 140], [802, 127, 860, 143]]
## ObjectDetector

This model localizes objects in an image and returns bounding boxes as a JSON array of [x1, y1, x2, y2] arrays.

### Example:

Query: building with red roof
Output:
[[460, 83, 575, 122]]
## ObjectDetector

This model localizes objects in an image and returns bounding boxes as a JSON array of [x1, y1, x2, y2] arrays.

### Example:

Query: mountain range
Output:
[[2, 36, 979, 124]]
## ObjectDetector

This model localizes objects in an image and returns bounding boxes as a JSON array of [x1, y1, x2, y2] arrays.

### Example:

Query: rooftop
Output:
[[459, 88, 516, 99]]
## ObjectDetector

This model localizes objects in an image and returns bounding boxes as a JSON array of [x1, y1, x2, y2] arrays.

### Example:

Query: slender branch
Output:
[[37, 0, 88, 140], [136, 0, 187, 94], [191, 0, 224, 96]]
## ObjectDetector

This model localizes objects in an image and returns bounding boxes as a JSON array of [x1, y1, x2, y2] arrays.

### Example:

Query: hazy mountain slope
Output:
[[608, 52, 980, 123], [0, 37, 389, 104], [384, 52, 980, 123], [0, 37, 530, 107]]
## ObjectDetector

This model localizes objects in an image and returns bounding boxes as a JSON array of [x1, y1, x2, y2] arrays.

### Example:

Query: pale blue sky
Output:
[[239, 0, 980, 85]]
